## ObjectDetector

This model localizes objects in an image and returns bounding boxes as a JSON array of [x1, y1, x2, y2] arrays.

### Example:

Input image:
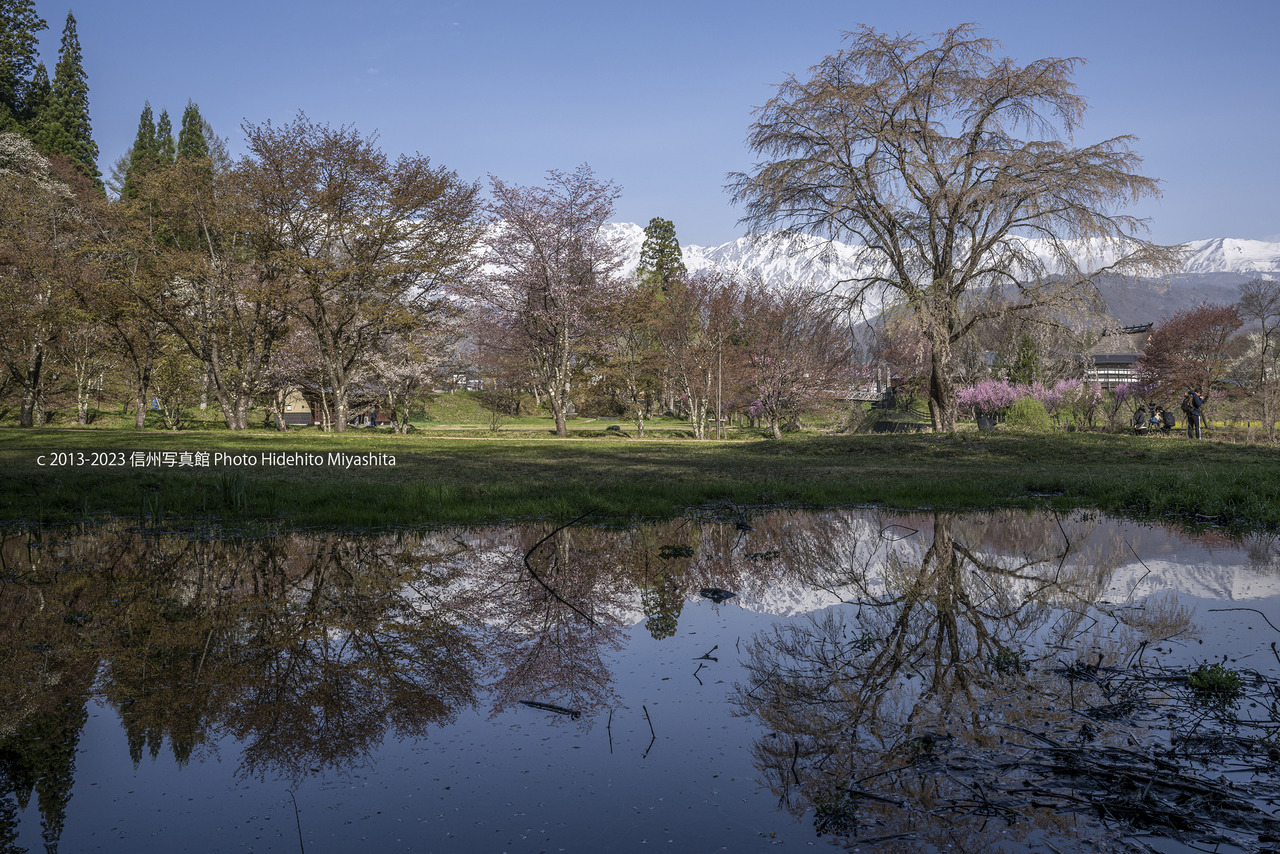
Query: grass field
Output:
[[0, 422, 1275, 533]]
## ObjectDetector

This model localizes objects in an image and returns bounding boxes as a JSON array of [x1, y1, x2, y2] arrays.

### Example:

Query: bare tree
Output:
[[653, 271, 739, 439], [243, 114, 482, 432], [1237, 278, 1280, 441], [464, 165, 625, 437], [729, 24, 1177, 431], [738, 286, 858, 439]]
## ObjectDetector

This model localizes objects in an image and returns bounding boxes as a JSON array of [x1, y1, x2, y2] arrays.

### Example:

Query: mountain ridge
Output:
[[601, 223, 1280, 323]]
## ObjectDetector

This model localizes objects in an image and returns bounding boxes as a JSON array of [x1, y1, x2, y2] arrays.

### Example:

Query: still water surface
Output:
[[3, 510, 1280, 852]]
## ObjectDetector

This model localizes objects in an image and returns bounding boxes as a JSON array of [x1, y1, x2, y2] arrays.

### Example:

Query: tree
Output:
[[33, 12, 99, 185], [0, 132, 97, 426], [177, 100, 208, 161], [19, 61, 48, 134], [119, 154, 294, 431], [120, 102, 156, 199], [729, 24, 1175, 431], [0, 0, 46, 131], [1136, 302, 1244, 402], [466, 165, 625, 437], [154, 108, 175, 166], [652, 271, 740, 439], [244, 114, 482, 432], [739, 286, 858, 439], [1236, 278, 1280, 441], [636, 216, 687, 292]]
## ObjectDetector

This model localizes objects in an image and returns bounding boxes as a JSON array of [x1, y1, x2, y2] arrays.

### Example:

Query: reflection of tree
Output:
[[452, 526, 630, 722], [0, 530, 104, 854], [216, 534, 482, 780], [2, 527, 485, 788], [732, 512, 1216, 850]]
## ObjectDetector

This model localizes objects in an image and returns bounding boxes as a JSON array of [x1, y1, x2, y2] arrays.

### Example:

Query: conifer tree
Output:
[[121, 101, 156, 199], [176, 100, 208, 161], [21, 61, 49, 132], [0, 0, 47, 131], [34, 11, 99, 185], [636, 217, 687, 292], [155, 107, 175, 165]]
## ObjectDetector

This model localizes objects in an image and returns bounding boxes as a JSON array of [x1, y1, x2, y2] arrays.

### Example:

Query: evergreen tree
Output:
[[636, 217, 687, 292], [20, 61, 49, 132], [155, 107, 174, 165], [176, 99, 208, 161], [120, 101, 156, 199], [34, 11, 99, 185], [0, 0, 47, 131]]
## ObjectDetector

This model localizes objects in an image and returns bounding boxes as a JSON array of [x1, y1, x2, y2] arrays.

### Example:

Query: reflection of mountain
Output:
[[1100, 523, 1280, 601], [1109, 557, 1280, 602]]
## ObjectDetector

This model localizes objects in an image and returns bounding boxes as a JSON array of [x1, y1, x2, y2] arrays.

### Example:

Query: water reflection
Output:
[[733, 513, 1280, 851], [0, 512, 1278, 852]]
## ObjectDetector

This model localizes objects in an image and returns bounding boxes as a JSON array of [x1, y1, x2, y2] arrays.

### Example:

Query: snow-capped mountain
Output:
[[601, 223, 1280, 322], [1181, 238, 1280, 276]]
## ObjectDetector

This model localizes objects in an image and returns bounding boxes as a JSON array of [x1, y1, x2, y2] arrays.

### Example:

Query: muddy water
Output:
[[2, 510, 1278, 852]]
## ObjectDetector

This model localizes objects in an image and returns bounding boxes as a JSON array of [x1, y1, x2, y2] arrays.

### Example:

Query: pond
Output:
[[3, 509, 1280, 852]]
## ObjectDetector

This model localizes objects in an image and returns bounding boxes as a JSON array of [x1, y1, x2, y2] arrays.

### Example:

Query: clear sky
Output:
[[35, 0, 1280, 248]]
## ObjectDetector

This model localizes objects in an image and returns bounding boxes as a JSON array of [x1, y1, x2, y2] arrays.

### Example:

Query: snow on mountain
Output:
[[601, 223, 1280, 298], [1181, 238, 1280, 276]]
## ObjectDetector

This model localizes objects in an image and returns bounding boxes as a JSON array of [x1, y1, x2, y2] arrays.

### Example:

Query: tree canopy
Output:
[[729, 23, 1176, 430]]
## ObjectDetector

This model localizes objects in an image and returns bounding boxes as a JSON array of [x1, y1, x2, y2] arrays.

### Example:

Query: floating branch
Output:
[[520, 700, 582, 720]]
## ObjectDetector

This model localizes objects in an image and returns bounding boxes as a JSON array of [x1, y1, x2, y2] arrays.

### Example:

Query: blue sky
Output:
[[37, 0, 1280, 247]]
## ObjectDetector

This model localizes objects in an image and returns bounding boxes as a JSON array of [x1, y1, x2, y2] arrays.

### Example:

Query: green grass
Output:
[[1, 426, 1277, 532]]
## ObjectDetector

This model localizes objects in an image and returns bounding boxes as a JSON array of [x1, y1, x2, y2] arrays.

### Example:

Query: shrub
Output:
[[1005, 397, 1052, 432], [1188, 662, 1244, 704]]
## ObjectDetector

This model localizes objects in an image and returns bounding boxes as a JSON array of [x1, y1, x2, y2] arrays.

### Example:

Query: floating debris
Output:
[[519, 700, 581, 720], [699, 588, 736, 603]]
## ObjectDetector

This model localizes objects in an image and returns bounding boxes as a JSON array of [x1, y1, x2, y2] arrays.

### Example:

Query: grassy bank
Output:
[[0, 427, 1275, 533]]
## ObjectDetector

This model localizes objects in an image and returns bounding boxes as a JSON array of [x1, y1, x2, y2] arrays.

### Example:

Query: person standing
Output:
[[1183, 389, 1206, 439]]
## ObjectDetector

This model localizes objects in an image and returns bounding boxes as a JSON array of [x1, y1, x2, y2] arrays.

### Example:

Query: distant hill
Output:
[[602, 223, 1280, 326]]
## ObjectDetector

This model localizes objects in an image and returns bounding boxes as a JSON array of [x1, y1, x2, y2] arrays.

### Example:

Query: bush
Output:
[[1005, 397, 1052, 432]]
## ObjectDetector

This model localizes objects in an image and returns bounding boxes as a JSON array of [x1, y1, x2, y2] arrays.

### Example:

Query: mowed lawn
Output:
[[1, 426, 1276, 532]]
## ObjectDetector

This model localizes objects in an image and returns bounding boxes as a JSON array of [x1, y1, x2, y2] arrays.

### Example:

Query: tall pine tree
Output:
[[0, 0, 46, 131], [120, 101, 156, 199], [21, 61, 49, 133], [34, 11, 99, 185], [155, 107, 174, 165], [636, 217, 687, 292], [176, 100, 208, 161]]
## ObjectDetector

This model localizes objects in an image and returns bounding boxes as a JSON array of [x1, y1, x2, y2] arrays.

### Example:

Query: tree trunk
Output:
[[18, 344, 45, 428], [926, 332, 955, 432], [333, 386, 349, 433]]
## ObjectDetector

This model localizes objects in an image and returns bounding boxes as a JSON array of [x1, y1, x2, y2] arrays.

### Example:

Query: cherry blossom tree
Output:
[[464, 165, 625, 437]]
